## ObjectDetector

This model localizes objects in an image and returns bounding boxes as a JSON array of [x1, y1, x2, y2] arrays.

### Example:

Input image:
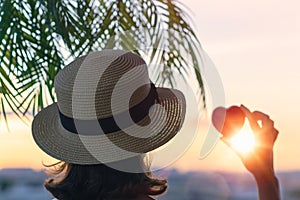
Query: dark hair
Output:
[[44, 156, 167, 200]]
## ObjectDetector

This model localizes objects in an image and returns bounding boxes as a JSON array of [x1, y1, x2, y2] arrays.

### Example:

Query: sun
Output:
[[229, 120, 256, 154]]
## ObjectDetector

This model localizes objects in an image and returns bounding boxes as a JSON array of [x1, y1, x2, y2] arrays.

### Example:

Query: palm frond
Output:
[[0, 0, 206, 125]]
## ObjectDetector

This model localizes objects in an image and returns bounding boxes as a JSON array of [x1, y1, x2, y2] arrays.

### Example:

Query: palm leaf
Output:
[[0, 0, 206, 125]]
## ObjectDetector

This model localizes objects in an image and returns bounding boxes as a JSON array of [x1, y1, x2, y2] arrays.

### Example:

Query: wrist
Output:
[[251, 165, 275, 180], [254, 172, 280, 200], [254, 172, 278, 184]]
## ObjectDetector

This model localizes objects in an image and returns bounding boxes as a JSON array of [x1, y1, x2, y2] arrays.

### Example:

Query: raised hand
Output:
[[222, 105, 280, 200]]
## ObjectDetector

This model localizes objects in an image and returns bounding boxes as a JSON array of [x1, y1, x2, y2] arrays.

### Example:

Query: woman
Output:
[[32, 50, 280, 199]]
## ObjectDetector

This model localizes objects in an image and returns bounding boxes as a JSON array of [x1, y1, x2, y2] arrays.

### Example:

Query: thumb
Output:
[[240, 105, 260, 133]]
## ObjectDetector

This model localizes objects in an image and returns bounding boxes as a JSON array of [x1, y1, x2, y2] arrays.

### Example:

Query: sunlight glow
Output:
[[229, 120, 255, 154]]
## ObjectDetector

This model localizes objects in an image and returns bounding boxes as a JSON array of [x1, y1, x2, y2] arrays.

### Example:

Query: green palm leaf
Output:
[[0, 0, 206, 125]]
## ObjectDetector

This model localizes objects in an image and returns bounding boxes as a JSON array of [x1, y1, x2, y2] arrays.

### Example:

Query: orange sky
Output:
[[1, 0, 300, 172]]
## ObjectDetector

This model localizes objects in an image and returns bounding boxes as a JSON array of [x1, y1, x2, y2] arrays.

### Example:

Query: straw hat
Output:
[[32, 49, 186, 164]]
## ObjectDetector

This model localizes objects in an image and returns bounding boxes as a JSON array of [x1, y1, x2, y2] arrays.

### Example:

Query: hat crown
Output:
[[54, 50, 151, 119], [32, 49, 186, 164]]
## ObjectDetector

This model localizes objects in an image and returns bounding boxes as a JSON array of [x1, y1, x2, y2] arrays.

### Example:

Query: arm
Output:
[[223, 105, 280, 200], [253, 170, 280, 200]]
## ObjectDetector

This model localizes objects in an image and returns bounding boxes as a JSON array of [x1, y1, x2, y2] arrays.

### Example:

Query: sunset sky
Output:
[[0, 0, 300, 173]]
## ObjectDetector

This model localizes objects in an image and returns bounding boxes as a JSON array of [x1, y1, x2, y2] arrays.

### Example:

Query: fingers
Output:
[[240, 105, 260, 132], [252, 111, 274, 128], [241, 105, 279, 145], [272, 128, 279, 143], [241, 105, 276, 131]]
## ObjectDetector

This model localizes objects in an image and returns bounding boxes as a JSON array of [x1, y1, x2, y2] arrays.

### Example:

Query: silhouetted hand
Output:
[[222, 105, 280, 200]]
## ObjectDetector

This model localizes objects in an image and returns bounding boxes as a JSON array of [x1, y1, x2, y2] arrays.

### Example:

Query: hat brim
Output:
[[32, 87, 186, 164]]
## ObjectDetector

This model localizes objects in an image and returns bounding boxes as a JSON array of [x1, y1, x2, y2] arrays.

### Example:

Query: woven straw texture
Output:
[[32, 50, 186, 164]]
